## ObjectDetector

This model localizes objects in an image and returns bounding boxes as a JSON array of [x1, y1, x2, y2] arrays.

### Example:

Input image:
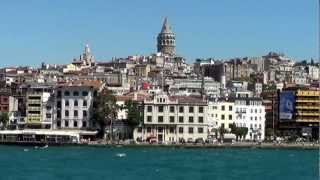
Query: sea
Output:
[[0, 145, 318, 180]]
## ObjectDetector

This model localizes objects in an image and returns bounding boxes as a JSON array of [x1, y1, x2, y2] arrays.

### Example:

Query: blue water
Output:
[[0, 146, 318, 180]]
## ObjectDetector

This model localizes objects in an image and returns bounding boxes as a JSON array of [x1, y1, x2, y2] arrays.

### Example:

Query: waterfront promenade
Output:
[[86, 141, 320, 150]]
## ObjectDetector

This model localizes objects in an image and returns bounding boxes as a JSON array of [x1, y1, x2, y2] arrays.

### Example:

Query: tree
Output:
[[124, 100, 143, 138], [265, 128, 274, 140], [218, 126, 227, 141], [92, 89, 118, 140], [239, 127, 248, 140], [0, 112, 9, 130]]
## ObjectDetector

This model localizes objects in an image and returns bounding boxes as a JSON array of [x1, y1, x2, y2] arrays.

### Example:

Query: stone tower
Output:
[[157, 17, 176, 56]]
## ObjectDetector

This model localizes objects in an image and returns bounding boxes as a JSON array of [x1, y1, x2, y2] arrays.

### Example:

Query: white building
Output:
[[234, 98, 265, 141], [53, 80, 103, 130], [134, 93, 208, 143]]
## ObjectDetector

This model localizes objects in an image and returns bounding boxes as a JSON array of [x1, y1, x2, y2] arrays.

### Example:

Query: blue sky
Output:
[[0, 0, 317, 67]]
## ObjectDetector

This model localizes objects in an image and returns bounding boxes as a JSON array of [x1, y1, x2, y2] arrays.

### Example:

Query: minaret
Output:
[[157, 17, 176, 56]]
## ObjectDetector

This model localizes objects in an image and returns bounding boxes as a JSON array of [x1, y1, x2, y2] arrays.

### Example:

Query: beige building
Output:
[[134, 93, 208, 143]]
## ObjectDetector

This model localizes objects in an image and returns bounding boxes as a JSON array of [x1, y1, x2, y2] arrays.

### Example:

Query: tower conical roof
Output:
[[161, 17, 172, 33]]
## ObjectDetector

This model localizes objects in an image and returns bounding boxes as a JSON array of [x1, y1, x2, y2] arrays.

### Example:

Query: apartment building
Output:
[[207, 100, 235, 132], [25, 85, 54, 129], [54, 80, 103, 130], [234, 98, 266, 140], [134, 93, 208, 143]]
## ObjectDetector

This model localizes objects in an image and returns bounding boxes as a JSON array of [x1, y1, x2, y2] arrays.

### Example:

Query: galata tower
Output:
[[157, 17, 176, 56]]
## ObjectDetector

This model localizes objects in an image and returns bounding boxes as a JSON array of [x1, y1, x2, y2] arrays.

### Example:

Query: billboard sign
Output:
[[279, 91, 295, 120]]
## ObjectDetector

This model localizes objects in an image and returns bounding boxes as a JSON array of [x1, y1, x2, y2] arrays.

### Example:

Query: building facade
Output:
[[134, 93, 208, 143]]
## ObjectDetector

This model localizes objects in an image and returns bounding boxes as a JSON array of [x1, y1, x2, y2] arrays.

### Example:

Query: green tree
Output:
[[124, 100, 143, 138], [0, 112, 9, 130], [265, 128, 274, 140], [239, 127, 248, 140], [92, 89, 118, 140], [218, 126, 227, 141]]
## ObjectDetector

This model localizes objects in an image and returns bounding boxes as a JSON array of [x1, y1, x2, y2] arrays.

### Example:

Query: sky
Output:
[[0, 0, 318, 67]]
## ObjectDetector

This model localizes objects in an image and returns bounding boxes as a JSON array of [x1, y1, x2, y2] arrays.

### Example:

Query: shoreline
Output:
[[0, 141, 318, 150], [86, 142, 320, 150]]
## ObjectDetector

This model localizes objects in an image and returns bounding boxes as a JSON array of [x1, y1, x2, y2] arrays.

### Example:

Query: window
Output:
[[221, 115, 225, 120], [147, 116, 152, 122], [65, 110, 69, 117], [65, 100, 69, 106], [179, 116, 184, 123], [170, 106, 175, 113], [198, 127, 204, 133], [158, 106, 164, 113], [83, 110, 87, 117], [147, 127, 151, 133], [221, 123, 225, 128], [221, 105, 225, 111], [229, 115, 232, 120], [250, 117, 253, 121], [158, 116, 163, 123], [74, 100, 78, 107], [83, 121, 87, 128], [179, 106, 184, 113], [199, 107, 204, 113], [57, 121, 61, 127], [179, 127, 184, 133], [57, 101, 61, 108], [64, 91, 70, 96], [137, 127, 142, 133], [259, 124, 261, 129], [147, 106, 152, 112], [229, 106, 232, 111], [57, 91, 62, 97], [255, 109, 257, 113], [82, 91, 88, 96], [74, 121, 78, 127], [255, 117, 257, 121], [158, 127, 163, 133], [57, 110, 61, 118], [188, 127, 194, 134], [73, 91, 79, 96], [83, 100, 87, 107], [198, 116, 203, 123], [189, 116, 194, 123], [169, 127, 175, 133], [46, 114, 51, 118], [170, 116, 174, 123], [74, 110, 78, 117], [65, 120, 69, 127], [189, 106, 194, 113]]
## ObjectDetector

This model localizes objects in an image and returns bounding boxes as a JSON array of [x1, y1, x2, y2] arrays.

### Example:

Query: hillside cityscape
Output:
[[0, 18, 319, 145]]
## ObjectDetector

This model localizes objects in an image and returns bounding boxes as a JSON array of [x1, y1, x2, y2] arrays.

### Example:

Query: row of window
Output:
[[64, 100, 87, 107], [56, 120, 87, 128], [147, 106, 204, 113], [57, 100, 87, 108], [57, 90, 88, 97], [221, 105, 233, 111], [140, 127, 204, 134], [57, 110, 87, 117], [147, 116, 204, 123]]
